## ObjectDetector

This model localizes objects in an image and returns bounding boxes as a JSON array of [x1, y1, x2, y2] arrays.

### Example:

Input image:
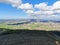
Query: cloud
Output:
[[17, 3, 34, 17], [17, 3, 33, 10], [0, 0, 22, 7], [35, 2, 48, 10], [35, 1, 60, 10], [34, 11, 54, 15], [54, 10, 60, 14], [26, 10, 34, 14], [34, 1, 60, 16], [0, 0, 60, 19], [53, 1, 60, 10]]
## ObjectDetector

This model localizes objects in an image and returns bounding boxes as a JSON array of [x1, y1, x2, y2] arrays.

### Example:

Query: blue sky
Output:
[[0, 3, 28, 19], [0, 0, 60, 19], [23, 0, 57, 5]]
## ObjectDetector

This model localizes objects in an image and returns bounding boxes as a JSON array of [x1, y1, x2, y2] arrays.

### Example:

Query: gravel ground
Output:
[[0, 29, 60, 45]]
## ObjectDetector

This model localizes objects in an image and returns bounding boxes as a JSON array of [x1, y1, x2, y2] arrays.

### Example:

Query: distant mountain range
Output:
[[0, 19, 60, 23]]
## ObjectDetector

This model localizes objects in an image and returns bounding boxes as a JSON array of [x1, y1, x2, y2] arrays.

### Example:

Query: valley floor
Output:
[[0, 22, 60, 31]]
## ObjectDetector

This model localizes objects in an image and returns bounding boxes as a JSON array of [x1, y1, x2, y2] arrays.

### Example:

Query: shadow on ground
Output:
[[0, 28, 60, 45], [7, 21, 30, 25]]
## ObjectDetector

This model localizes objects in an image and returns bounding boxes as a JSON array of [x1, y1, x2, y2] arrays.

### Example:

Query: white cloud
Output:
[[26, 10, 34, 14], [52, 1, 60, 10], [25, 10, 34, 17], [0, 0, 60, 19], [35, 1, 60, 10], [34, 1, 60, 16], [0, 0, 22, 7], [35, 2, 47, 10], [34, 11, 54, 15], [17, 3, 34, 16], [55, 10, 60, 14], [18, 3, 33, 10], [43, 11, 54, 15]]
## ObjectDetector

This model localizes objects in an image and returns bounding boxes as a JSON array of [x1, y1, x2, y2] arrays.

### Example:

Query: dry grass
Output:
[[0, 22, 60, 31]]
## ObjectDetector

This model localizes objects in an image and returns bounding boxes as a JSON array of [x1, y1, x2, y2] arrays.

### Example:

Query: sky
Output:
[[0, 0, 60, 20]]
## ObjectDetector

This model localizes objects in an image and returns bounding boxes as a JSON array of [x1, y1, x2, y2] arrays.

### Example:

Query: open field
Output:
[[0, 22, 60, 31]]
